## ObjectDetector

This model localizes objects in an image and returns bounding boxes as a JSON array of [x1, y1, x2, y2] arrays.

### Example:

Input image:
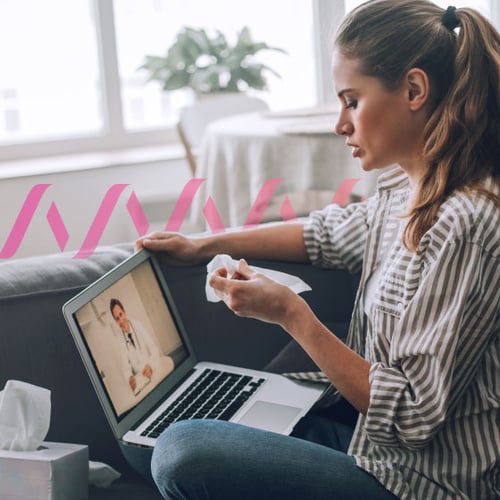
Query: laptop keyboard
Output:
[[141, 368, 265, 438]]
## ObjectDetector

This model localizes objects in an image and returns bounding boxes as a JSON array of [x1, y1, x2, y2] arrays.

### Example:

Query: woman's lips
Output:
[[347, 143, 360, 158]]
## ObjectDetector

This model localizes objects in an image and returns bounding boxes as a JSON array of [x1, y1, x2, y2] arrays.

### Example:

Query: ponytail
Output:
[[406, 7, 500, 251], [336, 0, 500, 252]]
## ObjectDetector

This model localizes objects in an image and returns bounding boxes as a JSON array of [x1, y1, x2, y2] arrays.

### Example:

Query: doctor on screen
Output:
[[109, 298, 174, 395]]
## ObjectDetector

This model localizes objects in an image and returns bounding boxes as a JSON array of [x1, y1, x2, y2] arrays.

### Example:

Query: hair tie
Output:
[[442, 6, 459, 31]]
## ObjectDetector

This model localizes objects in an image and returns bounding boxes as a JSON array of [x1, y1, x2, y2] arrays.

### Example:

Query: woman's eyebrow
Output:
[[337, 88, 356, 98]]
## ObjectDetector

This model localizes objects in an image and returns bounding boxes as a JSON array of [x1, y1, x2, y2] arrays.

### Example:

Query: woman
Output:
[[136, 1, 499, 498]]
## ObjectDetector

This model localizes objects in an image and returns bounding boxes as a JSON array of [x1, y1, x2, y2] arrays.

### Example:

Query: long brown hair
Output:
[[336, 0, 500, 251]]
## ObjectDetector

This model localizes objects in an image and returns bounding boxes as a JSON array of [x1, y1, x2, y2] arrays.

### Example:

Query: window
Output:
[[0, 1, 102, 143], [0, 0, 317, 162]]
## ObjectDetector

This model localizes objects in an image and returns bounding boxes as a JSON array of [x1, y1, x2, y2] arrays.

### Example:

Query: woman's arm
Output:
[[284, 298, 371, 414], [135, 223, 310, 265]]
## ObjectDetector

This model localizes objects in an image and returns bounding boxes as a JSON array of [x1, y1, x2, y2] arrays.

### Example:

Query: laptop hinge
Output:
[[130, 368, 196, 430]]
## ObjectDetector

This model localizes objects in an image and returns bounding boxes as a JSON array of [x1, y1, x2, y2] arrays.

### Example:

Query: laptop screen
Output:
[[73, 258, 188, 418]]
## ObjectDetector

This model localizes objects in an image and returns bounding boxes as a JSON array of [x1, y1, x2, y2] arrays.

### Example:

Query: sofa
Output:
[[0, 242, 360, 499]]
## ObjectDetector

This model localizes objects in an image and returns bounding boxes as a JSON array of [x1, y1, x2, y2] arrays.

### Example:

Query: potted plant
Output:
[[139, 26, 287, 96]]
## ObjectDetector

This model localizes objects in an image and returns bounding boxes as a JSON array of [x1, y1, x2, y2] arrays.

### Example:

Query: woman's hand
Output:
[[135, 232, 202, 266], [211, 260, 372, 414], [208, 259, 306, 327]]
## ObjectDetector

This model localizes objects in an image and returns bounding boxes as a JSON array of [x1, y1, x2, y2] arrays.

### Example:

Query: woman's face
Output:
[[332, 51, 426, 176]]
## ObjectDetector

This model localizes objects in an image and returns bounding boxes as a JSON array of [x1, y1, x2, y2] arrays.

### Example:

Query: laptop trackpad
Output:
[[237, 401, 301, 434]]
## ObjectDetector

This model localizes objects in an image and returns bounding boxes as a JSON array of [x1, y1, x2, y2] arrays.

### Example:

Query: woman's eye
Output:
[[345, 99, 357, 109]]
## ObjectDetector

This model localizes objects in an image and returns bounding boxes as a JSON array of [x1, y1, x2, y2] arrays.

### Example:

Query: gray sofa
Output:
[[0, 243, 359, 499]]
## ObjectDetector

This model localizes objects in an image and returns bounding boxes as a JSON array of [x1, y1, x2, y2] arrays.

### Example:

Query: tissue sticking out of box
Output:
[[0, 380, 51, 451], [206, 254, 312, 302]]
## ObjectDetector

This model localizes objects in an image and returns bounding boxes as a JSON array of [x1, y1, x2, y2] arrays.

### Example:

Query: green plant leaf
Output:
[[139, 24, 287, 93], [238, 69, 267, 90], [140, 55, 166, 71], [189, 64, 231, 92], [184, 27, 210, 52], [179, 31, 204, 63], [234, 26, 288, 57], [205, 29, 229, 59], [245, 62, 282, 79], [162, 70, 191, 91], [237, 26, 253, 46]]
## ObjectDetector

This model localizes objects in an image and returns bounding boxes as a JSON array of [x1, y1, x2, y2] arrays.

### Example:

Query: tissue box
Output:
[[0, 442, 88, 500]]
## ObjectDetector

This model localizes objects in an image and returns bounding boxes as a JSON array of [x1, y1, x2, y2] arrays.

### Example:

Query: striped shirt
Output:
[[303, 167, 500, 500]]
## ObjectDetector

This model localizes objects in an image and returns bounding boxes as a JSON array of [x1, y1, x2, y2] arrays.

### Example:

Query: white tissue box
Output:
[[0, 442, 88, 500]]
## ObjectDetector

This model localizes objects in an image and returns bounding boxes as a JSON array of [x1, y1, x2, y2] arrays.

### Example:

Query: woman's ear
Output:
[[406, 68, 430, 111]]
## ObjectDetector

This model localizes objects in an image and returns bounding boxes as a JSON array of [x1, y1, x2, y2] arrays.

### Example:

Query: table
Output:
[[188, 110, 381, 232]]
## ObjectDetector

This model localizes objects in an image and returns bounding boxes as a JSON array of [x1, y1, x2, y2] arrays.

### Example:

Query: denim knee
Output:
[[151, 420, 194, 496], [151, 419, 221, 498]]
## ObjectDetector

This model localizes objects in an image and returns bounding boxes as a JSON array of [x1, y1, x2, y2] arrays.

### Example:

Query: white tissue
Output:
[[89, 460, 121, 488], [0, 380, 51, 451], [206, 254, 311, 302]]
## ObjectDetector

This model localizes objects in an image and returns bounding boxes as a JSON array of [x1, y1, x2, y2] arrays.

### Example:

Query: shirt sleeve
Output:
[[303, 196, 376, 273], [364, 235, 499, 450]]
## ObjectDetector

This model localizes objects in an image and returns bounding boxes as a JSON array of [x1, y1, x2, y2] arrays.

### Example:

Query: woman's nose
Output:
[[335, 116, 353, 136]]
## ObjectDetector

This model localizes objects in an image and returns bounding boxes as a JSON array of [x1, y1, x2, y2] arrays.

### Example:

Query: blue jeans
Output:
[[150, 414, 398, 500]]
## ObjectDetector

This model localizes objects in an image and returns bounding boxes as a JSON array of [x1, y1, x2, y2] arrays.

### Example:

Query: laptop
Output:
[[62, 249, 325, 447]]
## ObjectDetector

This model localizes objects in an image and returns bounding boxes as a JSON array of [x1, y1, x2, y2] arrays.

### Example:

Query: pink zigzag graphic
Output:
[[46, 202, 69, 251], [0, 184, 52, 259], [332, 178, 361, 207], [279, 195, 297, 221], [203, 197, 226, 233], [73, 184, 130, 259], [126, 191, 150, 236], [0, 178, 364, 260], [244, 178, 284, 228], [165, 178, 206, 232]]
